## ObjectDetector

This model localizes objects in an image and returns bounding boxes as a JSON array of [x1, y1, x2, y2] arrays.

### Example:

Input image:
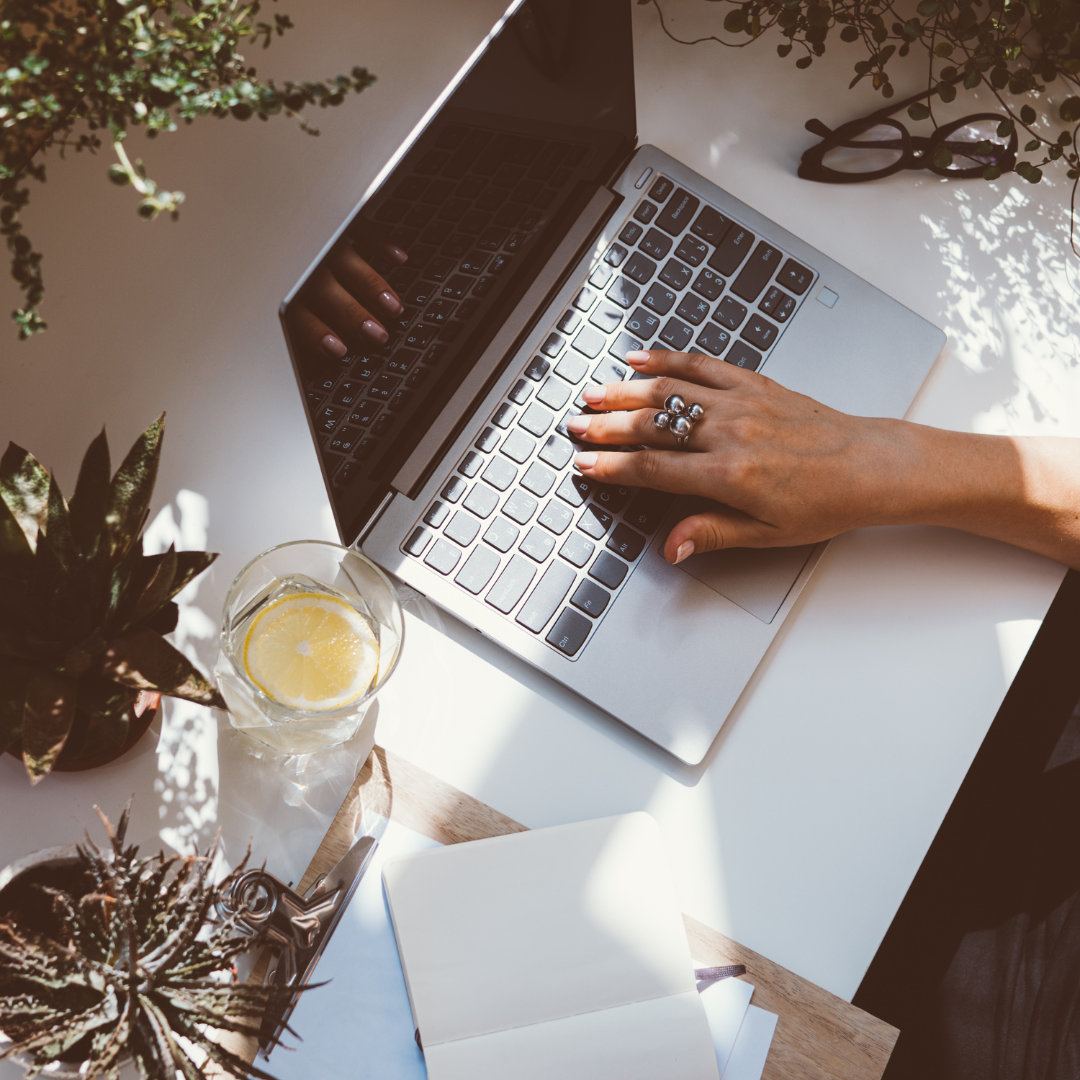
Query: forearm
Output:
[[875, 422, 1080, 569]]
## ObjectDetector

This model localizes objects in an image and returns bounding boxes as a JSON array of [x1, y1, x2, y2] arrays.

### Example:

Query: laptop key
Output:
[[674, 235, 708, 267], [578, 504, 613, 539], [475, 426, 500, 453], [605, 243, 628, 267], [570, 579, 611, 617], [445, 510, 480, 547], [732, 242, 784, 303], [459, 451, 483, 478], [760, 286, 796, 323], [624, 252, 656, 285], [404, 526, 432, 557], [538, 499, 573, 534], [643, 282, 676, 316], [482, 456, 518, 491], [492, 403, 517, 428], [537, 435, 573, 471], [714, 296, 748, 330], [516, 561, 576, 632], [521, 461, 557, 497], [557, 472, 591, 507], [708, 225, 755, 277], [640, 228, 672, 260], [696, 324, 732, 357], [559, 531, 595, 568], [425, 538, 461, 575], [509, 378, 533, 405], [463, 483, 499, 519], [442, 476, 467, 503], [540, 332, 566, 358], [676, 295, 710, 326], [424, 501, 450, 528], [556, 309, 581, 334], [624, 489, 675, 533], [572, 286, 598, 311], [589, 550, 627, 589], [546, 608, 592, 657], [691, 206, 732, 246], [660, 317, 693, 351], [520, 526, 556, 563], [606, 277, 640, 310], [626, 307, 661, 339], [659, 258, 692, 291], [592, 483, 632, 513], [725, 340, 763, 370], [778, 258, 814, 295], [591, 357, 627, 385], [692, 267, 726, 300], [483, 516, 519, 552], [525, 355, 550, 381], [503, 488, 539, 524], [519, 402, 555, 437], [553, 353, 589, 385], [633, 200, 658, 224], [572, 325, 607, 359], [741, 314, 779, 351], [537, 376, 571, 411], [655, 187, 700, 236], [455, 546, 500, 594], [619, 221, 644, 245], [589, 302, 624, 335], [607, 523, 646, 561], [648, 176, 674, 202], [486, 555, 536, 613], [588, 263, 613, 290], [500, 428, 536, 464]]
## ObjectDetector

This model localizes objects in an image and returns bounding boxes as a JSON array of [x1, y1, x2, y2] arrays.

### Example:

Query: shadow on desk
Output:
[[854, 569, 1080, 1079]]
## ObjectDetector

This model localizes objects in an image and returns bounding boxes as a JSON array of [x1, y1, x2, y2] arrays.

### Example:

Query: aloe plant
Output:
[[0, 803, 296, 1079], [0, 414, 225, 783]]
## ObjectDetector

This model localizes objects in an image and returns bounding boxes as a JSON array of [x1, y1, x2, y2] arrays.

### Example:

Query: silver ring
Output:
[[652, 395, 704, 447]]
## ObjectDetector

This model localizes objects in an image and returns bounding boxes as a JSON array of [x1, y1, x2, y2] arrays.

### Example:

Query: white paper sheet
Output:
[[721, 1004, 779, 1080], [697, 975, 754, 1076]]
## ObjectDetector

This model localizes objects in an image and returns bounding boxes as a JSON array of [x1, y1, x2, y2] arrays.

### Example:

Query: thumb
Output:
[[663, 509, 776, 563]]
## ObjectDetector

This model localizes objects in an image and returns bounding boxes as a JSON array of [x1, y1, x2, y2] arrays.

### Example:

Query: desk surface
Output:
[[1, 0, 1077, 1059]]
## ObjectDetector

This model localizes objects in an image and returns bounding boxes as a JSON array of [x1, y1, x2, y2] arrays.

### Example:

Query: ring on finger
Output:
[[653, 394, 705, 448]]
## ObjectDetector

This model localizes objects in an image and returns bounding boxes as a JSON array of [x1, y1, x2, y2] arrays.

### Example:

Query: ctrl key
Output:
[[545, 608, 592, 657]]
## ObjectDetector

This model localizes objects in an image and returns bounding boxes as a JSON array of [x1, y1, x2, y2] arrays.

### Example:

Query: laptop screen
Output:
[[282, 0, 636, 545]]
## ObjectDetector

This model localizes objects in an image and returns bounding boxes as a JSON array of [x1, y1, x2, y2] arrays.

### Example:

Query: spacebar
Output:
[[516, 562, 575, 633]]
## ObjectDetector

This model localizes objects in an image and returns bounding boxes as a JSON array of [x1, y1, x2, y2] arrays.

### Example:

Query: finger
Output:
[[663, 510, 779, 563], [286, 299, 349, 362], [303, 266, 390, 349], [565, 407, 683, 447], [329, 242, 403, 321], [574, 447, 708, 494], [578, 374, 717, 416], [624, 349, 762, 392]]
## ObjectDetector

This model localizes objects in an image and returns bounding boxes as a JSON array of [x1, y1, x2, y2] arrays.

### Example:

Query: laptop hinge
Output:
[[390, 184, 621, 498]]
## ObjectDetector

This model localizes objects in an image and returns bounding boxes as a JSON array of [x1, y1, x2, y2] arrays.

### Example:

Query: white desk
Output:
[[1, 0, 1076, 1058]]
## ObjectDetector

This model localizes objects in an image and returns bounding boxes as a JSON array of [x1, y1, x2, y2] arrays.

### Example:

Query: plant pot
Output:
[[0, 845, 118, 1078], [4, 690, 160, 773]]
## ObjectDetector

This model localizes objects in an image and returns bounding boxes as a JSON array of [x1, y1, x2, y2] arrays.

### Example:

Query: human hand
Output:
[[287, 238, 409, 361], [567, 349, 918, 564]]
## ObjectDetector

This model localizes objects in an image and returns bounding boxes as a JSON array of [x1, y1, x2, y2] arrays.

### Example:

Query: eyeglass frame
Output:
[[798, 83, 1018, 184]]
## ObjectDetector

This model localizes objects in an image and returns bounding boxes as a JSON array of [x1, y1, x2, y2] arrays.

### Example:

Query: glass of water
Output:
[[217, 540, 403, 755]]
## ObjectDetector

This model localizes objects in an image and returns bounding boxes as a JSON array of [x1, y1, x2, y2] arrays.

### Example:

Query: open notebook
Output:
[[381, 812, 720, 1080]]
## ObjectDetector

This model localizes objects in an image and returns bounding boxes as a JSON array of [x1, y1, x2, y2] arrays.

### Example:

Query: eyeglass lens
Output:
[[937, 119, 1011, 170], [821, 124, 906, 174]]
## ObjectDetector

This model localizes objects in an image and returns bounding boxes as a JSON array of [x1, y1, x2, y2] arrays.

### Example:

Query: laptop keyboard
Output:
[[402, 173, 818, 659]]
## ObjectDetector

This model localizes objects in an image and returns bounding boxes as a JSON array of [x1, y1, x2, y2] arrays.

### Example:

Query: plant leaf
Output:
[[0, 660, 30, 757], [142, 601, 179, 636], [103, 415, 164, 561], [21, 670, 78, 784], [169, 551, 218, 600], [69, 428, 111, 557], [41, 474, 77, 574], [102, 628, 225, 708], [127, 547, 178, 630], [0, 493, 33, 568], [0, 443, 50, 552]]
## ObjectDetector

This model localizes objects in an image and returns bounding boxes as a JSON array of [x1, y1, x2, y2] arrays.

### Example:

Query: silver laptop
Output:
[[280, 0, 945, 765]]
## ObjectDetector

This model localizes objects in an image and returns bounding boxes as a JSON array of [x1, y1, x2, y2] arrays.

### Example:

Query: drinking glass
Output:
[[217, 540, 403, 755]]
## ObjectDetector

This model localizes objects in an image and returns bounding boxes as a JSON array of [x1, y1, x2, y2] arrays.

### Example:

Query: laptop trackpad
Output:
[[667, 524, 814, 625]]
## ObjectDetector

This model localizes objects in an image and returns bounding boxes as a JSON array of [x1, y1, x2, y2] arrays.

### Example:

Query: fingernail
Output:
[[626, 351, 650, 366], [385, 243, 408, 264], [674, 540, 695, 564], [321, 333, 348, 359], [566, 415, 591, 435], [582, 385, 605, 405], [379, 291, 403, 316], [575, 452, 598, 471], [362, 319, 389, 344]]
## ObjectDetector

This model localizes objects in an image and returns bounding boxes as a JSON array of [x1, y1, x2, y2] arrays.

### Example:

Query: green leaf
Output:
[[103, 415, 164, 561], [0, 443, 49, 552], [1020, 104, 1037, 125], [938, 82, 957, 103], [796, 55, 813, 68], [908, 102, 932, 121], [1061, 97, 1080, 123], [0, 493, 33, 567], [101, 628, 225, 708], [997, 117, 1015, 138], [1025, 138, 1041, 151], [0, 661, 29, 757], [990, 66, 1010, 89], [916, 0, 941, 13], [168, 550, 218, 601], [143, 601, 179, 636], [41, 475, 76, 574], [982, 164, 1002, 180], [933, 146, 954, 169], [963, 69, 981, 89], [20, 670, 77, 784], [69, 429, 111, 557], [126, 547, 178, 629], [723, 9, 747, 33], [840, 25, 860, 40]]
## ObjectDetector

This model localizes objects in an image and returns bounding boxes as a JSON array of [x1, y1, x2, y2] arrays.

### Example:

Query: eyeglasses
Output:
[[798, 85, 1018, 183]]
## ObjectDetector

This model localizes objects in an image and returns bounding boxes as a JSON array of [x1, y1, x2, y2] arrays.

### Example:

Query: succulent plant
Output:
[[0, 414, 226, 783], [0, 803, 296, 1079]]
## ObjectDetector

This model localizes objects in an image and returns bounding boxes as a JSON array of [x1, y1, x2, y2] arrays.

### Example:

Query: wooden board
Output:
[[229, 746, 898, 1079]]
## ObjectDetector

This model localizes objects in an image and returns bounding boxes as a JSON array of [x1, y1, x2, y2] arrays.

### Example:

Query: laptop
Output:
[[279, 0, 945, 765]]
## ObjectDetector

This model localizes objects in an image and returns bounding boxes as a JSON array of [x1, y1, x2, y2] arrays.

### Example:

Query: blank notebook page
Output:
[[382, 812, 719, 1080]]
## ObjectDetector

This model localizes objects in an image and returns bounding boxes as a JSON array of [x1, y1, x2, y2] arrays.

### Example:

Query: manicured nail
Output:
[[582, 385, 605, 405], [379, 291, 403, 316], [362, 319, 389, 344], [575, 452, 598, 471], [385, 243, 408, 264], [321, 333, 348, 359], [625, 350, 650, 366], [674, 540, 695, 564], [566, 415, 591, 435]]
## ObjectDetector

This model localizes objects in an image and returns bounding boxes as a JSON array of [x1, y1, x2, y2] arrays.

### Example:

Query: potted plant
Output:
[[0, 803, 293, 1079], [1, 0, 375, 339], [0, 414, 226, 784]]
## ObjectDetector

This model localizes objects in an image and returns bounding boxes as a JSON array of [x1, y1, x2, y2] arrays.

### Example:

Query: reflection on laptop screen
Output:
[[282, 0, 636, 544]]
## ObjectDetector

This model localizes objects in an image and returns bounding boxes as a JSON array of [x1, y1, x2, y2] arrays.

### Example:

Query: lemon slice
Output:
[[243, 592, 380, 712]]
